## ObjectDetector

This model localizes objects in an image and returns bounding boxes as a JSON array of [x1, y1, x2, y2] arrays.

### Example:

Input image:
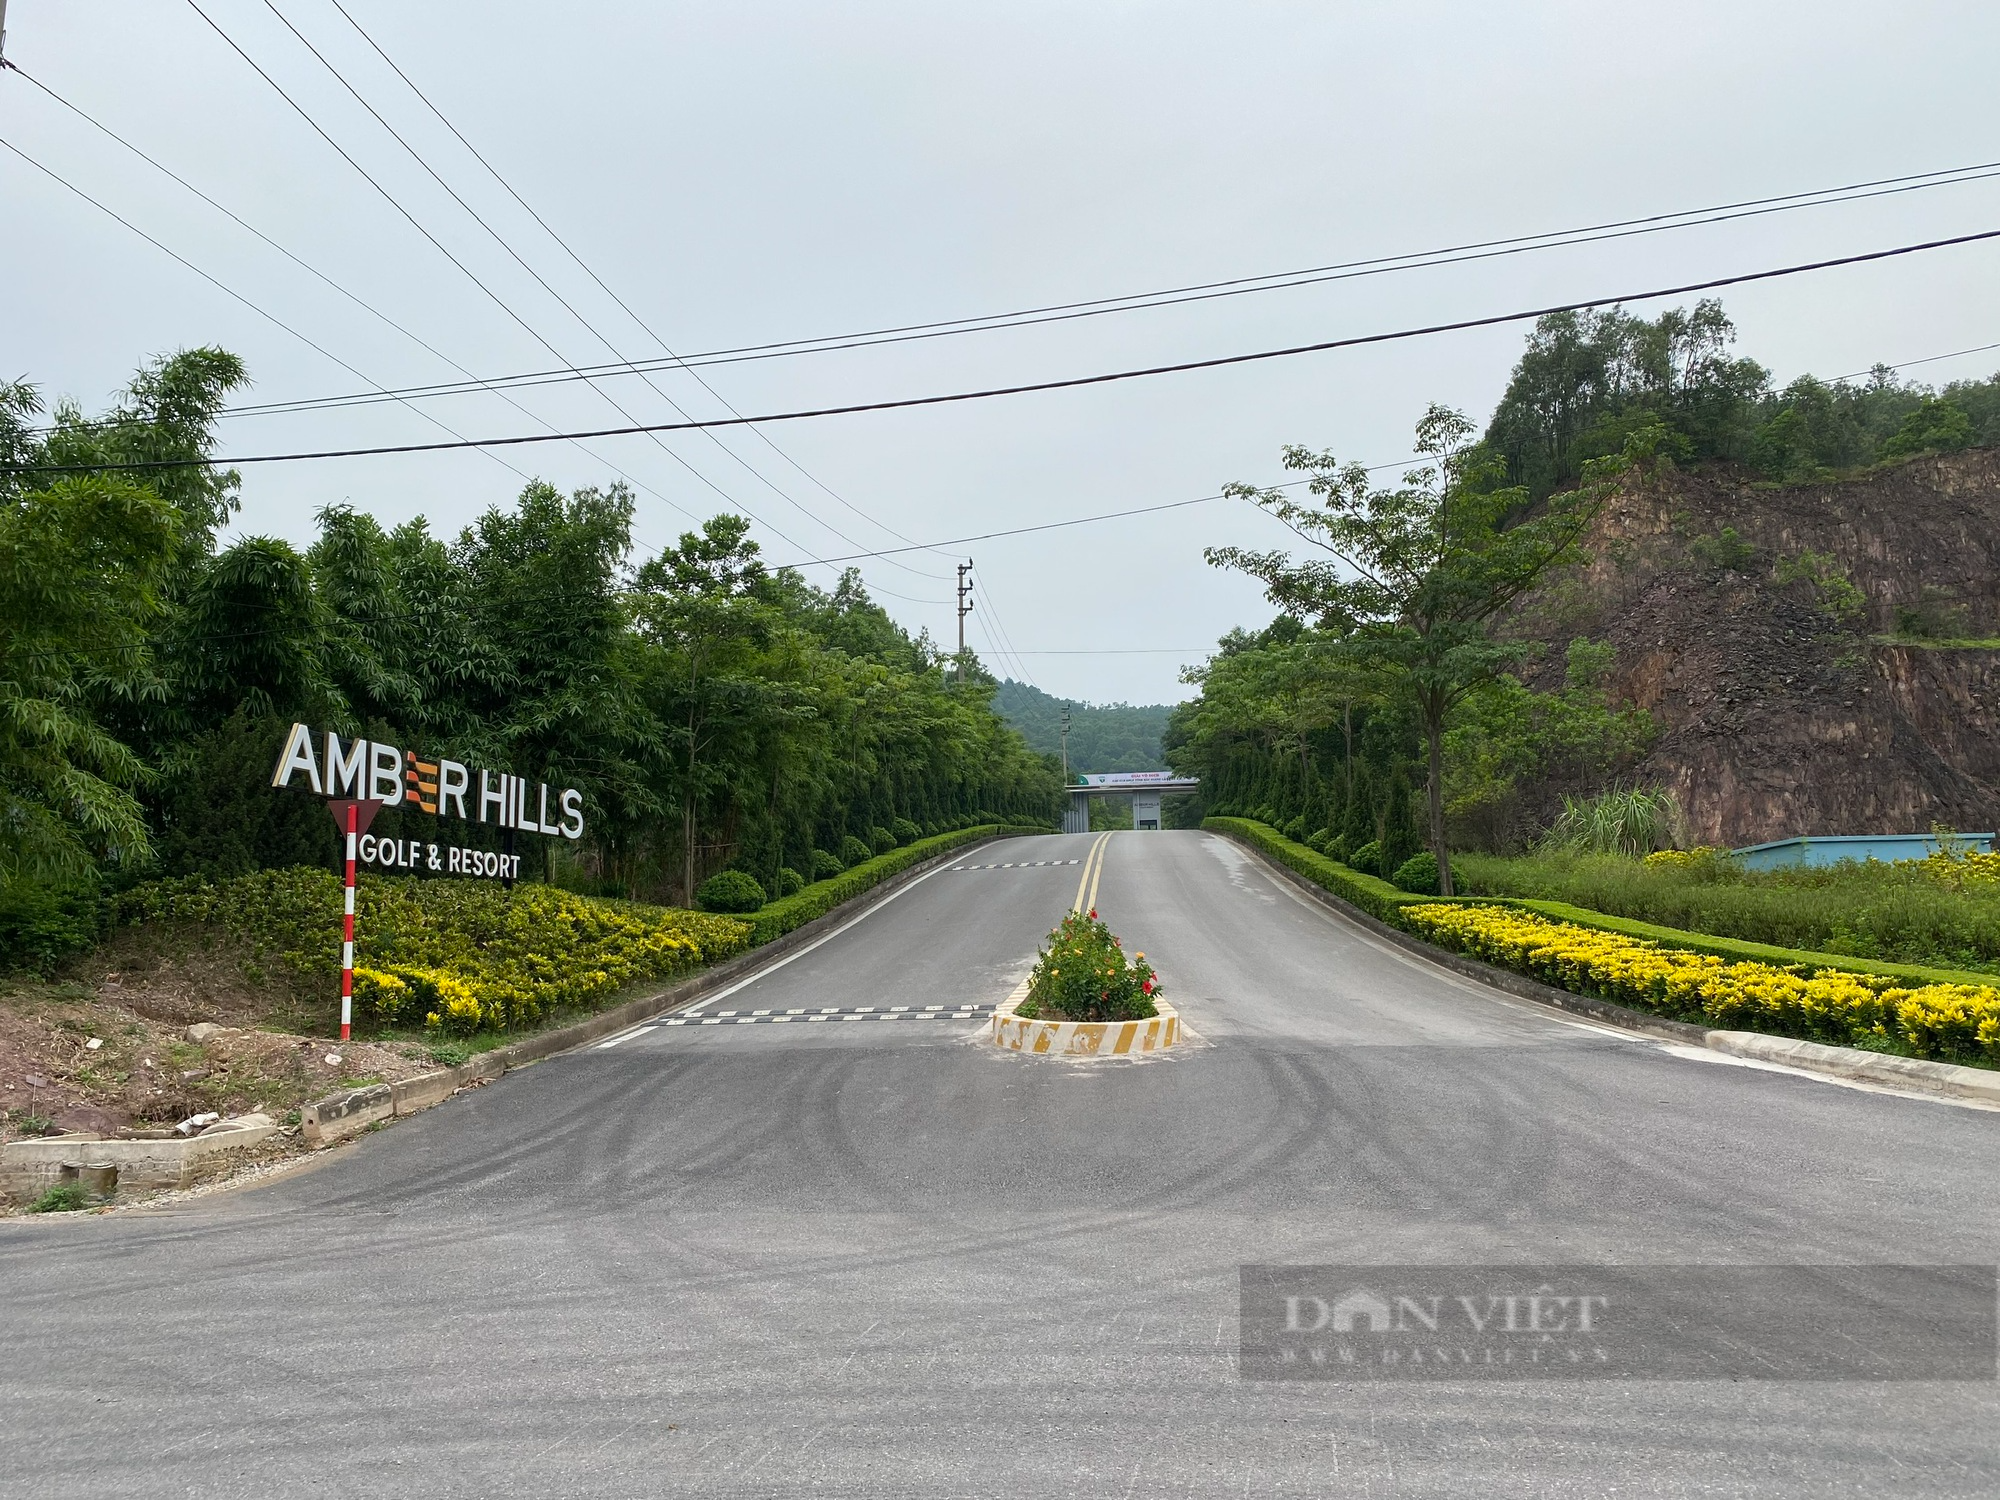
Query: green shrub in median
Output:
[[1016, 908, 1159, 1022], [891, 817, 922, 845], [838, 834, 872, 869], [809, 849, 843, 880], [773, 867, 805, 898]]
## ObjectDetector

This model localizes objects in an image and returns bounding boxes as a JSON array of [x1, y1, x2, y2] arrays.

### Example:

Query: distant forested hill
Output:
[[995, 680, 1174, 774]]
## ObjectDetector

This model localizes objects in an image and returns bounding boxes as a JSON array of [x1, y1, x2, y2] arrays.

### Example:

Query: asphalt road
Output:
[[5, 830, 1998, 1498]]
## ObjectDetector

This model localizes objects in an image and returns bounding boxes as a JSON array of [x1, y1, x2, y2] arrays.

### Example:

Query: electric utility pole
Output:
[[1060, 707, 1071, 783], [955, 560, 974, 684], [1, 0, 12, 65]]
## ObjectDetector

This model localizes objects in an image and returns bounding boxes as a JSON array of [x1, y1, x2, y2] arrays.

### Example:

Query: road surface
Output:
[[4, 831, 1997, 1497]]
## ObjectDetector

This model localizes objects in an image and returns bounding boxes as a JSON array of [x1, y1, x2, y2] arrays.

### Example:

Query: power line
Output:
[[255, 0, 942, 584], [320, 0, 959, 574], [13, 226, 1996, 478], [1829, 340, 2000, 384], [179, 0, 837, 563], [1, 459, 1422, 665], [203, 159, 2000, 423], [0, 130, 536, 483]]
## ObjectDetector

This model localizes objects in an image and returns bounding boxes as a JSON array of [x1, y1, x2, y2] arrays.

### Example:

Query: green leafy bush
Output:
[[810, 849, 843, 880], [891, 817, 921, 845], [1282, 815, 1309, 842], [28, 1184, 91, 1213], [838, 835, 872, 868], [0, 879, 103, 976], [1392, 851, 1440, 895], [773, 866, 805, 898], [1349, 840, 1381, 873], [121, 869, 751, 1037], [868, 825, 897, 855], [1304, 829, 1334, 855], [750, 826, 1022, 944], [1538, 787, 1684, 857], [695, 870, 768, 914], [1016, 908, 1159, 1022]]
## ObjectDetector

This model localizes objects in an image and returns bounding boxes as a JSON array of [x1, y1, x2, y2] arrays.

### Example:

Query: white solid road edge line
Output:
[[594, 1024, 657, 1049]]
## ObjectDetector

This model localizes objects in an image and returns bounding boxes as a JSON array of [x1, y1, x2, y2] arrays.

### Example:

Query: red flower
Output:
[[1142, 978, 1154, 995], [1088, 908, 1097, 919]]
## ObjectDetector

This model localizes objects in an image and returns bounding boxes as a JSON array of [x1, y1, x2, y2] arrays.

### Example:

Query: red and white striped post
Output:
[[326, 797, 379, 1043], [340, 800, 358, 1042]]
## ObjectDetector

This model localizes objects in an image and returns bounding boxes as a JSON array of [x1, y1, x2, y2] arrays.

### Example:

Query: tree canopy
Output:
[[0, 350, 1059, 910]]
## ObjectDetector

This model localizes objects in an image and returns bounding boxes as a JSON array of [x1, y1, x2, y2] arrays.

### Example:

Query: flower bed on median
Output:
[[1402, 903, 2000, 1067], [1015, 907, 1159, 1023]]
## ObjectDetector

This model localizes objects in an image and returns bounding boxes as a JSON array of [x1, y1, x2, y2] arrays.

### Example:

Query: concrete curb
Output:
[[1212, 829, 2000, 1107], [298, 832, 1027, 1147], [988, 977, 1182, 1057], [2, 1116, 280, 1199]]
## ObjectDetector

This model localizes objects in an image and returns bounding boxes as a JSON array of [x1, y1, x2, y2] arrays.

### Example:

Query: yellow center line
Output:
[[1073, 831, 1110, 913], [1072, 836, 1120, 916]]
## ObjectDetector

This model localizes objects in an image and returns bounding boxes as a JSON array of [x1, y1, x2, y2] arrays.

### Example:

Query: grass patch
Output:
[[27, 1184, 91, 1213]]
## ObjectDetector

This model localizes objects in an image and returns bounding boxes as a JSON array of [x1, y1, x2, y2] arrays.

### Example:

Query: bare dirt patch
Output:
[[0, 927, 438, 1150]]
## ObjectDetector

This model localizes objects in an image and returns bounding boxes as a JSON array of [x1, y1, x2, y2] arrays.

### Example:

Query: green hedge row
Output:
[[1206, 815, 2000, 996], [747, 824, 1051, 944], [1201, 817, 1438, 923]]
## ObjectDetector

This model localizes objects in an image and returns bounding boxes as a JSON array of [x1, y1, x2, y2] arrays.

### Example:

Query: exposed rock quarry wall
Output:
[[1511, 450, 2000, 846]]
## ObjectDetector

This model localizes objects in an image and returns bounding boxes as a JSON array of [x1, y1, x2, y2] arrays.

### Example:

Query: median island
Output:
[[993, 907, 1181, 1056]]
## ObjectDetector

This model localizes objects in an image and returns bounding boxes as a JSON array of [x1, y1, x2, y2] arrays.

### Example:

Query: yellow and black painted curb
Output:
[[988, 977, 1182, 1058]]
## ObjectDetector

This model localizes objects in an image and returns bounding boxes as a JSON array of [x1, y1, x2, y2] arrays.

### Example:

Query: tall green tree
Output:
[[1209, 404, 1619, 895]]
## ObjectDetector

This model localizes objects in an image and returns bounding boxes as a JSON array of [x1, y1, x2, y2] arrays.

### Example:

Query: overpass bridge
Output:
[[1062, 771, 1200, 834]]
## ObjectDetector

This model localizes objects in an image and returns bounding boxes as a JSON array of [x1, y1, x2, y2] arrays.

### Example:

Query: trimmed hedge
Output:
[[1202, 817, 1435, 923], [1407, 902, 2000, 1068], [1207, 815, 2000, 1005], [747, 824, 1047, 944]]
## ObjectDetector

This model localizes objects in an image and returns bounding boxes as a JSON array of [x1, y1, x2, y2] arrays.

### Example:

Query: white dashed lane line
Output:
[[951, 860, 1081, 870], [665, 1003, 995, 1028]]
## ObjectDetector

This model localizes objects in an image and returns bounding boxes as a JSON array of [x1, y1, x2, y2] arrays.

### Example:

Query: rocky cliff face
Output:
[[1510, 449, 2000, 846]]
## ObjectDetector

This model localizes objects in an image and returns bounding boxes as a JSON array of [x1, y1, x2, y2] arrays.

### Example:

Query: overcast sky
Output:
[[6, 1, 1998, 704]]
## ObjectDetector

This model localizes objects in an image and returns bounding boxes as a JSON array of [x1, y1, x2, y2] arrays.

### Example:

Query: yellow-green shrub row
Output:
[[1403, 903, 2000, 1067], [123, 869, 750, 1037]]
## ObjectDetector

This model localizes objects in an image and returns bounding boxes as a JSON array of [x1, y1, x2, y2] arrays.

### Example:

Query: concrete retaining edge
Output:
[[1213, 829, 2000, 1108], [299, 831, 1031, 1147], [2, 1117, 280, 1199]]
